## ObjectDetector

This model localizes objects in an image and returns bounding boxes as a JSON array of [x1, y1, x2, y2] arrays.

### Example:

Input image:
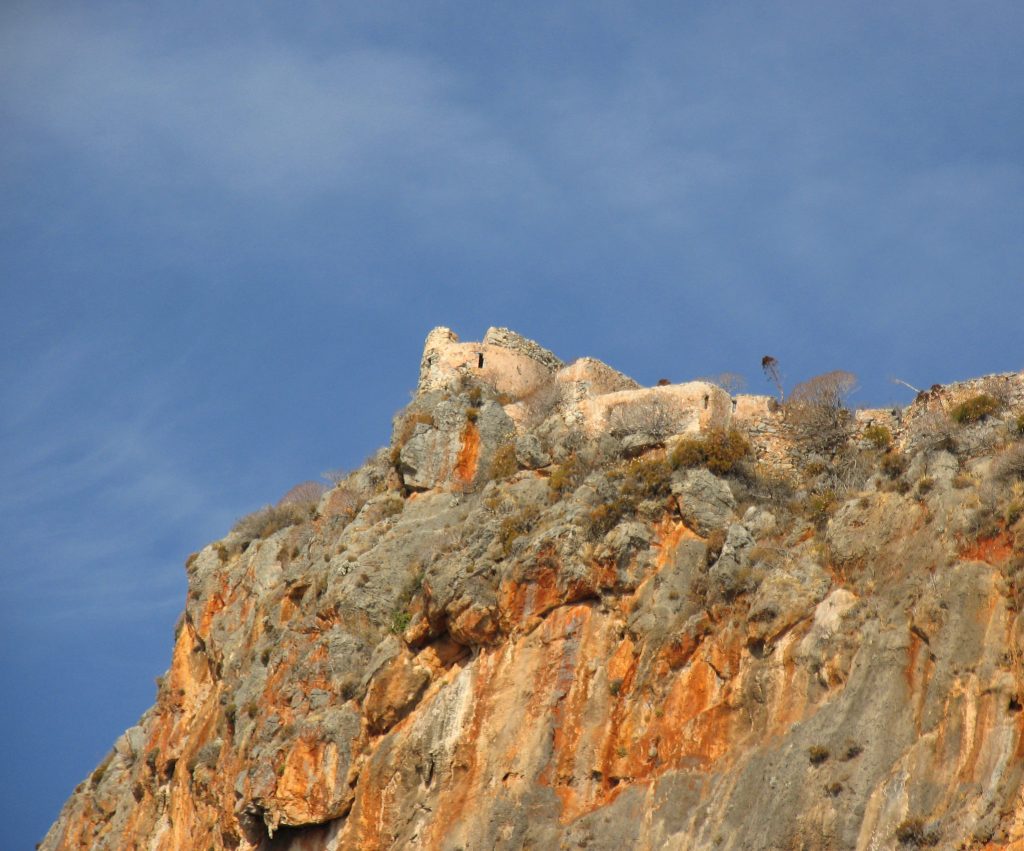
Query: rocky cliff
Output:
[[43, 329, 1024, 850]]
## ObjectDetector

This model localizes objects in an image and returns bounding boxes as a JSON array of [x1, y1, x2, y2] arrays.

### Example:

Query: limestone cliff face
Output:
[[43, 330, 1024, 850]]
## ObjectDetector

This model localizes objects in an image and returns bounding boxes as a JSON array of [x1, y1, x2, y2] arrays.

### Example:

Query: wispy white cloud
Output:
[[0, 337, 229, 623], [0, 10, 543, 211]]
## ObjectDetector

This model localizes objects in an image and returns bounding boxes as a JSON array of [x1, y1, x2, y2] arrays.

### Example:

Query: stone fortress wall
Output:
[[417, 326, 1024, 470], [417, 326, 736, 438], [417, 326, 562, 401]]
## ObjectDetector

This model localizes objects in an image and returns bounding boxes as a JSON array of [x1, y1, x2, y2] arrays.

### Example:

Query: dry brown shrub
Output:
[[704, 528, 727, 565], [784, 371, 857, 453], [278, 481, 326, 506], [712, 372, 747, 394], [390, 409, 436, 465], [907, 409, 957, 454], [548, 453, 588, 500], [670, 436, 705, 469], [994, 445, 1024, 484], [498, 503, 541, 556], [703, 428, 751, 474], [609, 398, 677, 438], [231, 502, 313, 547], [519, 378, 562, 426], [488, 443, 519, 480]]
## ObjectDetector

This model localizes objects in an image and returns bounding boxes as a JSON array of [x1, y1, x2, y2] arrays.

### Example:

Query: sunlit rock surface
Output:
[[43, 330, 1024, 850]]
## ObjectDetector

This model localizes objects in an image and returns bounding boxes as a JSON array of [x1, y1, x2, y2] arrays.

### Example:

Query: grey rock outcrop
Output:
[[40, 332, 1024, 851]]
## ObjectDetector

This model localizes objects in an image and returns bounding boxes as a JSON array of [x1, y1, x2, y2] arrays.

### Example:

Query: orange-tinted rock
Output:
[[40, 345, 1024, 851]]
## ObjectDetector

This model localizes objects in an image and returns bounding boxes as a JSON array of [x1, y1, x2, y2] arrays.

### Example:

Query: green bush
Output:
[[390, 609, 412, 634], [863, 424, 893, 450], [669, 428, 750, 475], [949, 393, 1001, 424]]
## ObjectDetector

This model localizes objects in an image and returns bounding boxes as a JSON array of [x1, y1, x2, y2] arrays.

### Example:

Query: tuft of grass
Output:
[[807, 745, 830, 765], [585, 499, 631, 540], [549, 453, 589, 499], [895, 817, 939, 847], [670, 436, 705, 469], [704, 528, 727, 565], [839, 741, 863, 761], [90, 751, 115, 787], [498, 504, 541, 557], [488, 443, 519, 480], [378, 495, 405, 519], [391, 410, 436, 466], [390, 609, 412, 635]]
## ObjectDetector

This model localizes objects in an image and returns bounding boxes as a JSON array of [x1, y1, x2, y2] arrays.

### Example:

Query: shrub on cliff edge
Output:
[[669, 428, 750, 475], [949, 393, 1001, 425]]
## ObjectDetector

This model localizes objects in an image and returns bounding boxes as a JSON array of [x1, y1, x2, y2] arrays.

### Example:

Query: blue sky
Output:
[[2, 2, 1022, 845]]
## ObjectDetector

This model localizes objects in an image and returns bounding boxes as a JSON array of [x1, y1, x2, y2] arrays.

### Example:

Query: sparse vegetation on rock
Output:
[[949, 392, 1001, 424], [41, 327, 1024, 851]]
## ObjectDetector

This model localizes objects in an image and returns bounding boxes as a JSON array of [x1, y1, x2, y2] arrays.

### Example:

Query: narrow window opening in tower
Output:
[[477, 353, 484, 368], [703, 395, 709, 409]]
